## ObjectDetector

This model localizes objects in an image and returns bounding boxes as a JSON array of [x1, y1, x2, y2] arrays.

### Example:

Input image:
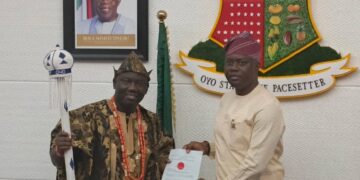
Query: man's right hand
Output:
[[54, 131, 72, 157], [182, 141, 210, 155]]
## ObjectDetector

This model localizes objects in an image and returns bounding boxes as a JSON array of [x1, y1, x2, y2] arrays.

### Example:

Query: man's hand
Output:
[[182, 141, 210, 155], [54, 131, 72, 157]]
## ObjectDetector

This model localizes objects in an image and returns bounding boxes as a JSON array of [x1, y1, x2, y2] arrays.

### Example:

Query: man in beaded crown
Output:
[[50, 51, 174, 180]]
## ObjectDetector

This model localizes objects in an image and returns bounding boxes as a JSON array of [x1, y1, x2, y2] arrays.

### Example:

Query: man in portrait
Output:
[[76, 0, 136, 34]]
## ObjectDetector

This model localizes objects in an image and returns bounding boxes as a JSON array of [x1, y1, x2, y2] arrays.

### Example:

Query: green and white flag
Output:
[[156, 19, 174, 137]]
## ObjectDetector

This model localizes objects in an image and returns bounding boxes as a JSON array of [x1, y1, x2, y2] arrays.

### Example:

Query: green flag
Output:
[[157, 21, 174, 137], [76, 0, 82, 10]]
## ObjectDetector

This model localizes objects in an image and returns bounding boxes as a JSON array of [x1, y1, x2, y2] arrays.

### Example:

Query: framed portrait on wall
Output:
[[63, 0, 148, 61]]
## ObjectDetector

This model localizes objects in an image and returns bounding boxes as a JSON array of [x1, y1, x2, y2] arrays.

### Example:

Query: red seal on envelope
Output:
[[177, 162, 185, 170]]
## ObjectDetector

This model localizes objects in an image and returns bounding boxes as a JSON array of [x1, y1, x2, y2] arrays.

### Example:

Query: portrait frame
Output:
[[63, 0, 148, 61]]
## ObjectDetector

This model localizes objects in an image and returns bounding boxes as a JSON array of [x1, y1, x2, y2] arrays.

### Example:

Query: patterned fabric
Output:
[[115, 52, 151, 80], [50, 99, 174, 180], [224, 32, 261, 62]]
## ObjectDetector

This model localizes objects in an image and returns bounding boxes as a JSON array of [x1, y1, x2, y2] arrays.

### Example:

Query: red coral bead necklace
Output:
[[109, 96, 146, 180]]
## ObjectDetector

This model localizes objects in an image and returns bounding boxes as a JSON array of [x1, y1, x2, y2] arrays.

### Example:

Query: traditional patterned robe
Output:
[[50, 99, 174, 180]]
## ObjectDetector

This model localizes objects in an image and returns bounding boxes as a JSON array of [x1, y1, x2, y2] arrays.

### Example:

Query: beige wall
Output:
[[0, 0, 359, 179]]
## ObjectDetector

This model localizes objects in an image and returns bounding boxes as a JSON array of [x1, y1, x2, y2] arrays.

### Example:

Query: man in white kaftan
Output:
[[184, 32, 285, 180]]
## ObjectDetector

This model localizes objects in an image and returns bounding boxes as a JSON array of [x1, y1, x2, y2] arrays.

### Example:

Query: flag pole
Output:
[[156, 10, 175, 137]]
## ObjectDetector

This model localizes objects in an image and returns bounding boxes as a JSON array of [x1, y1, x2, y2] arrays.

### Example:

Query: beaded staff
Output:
[[43, 45, 75, 180]]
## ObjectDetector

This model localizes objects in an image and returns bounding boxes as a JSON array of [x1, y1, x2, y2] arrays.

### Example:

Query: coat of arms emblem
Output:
[[177, 0, 356, 98]]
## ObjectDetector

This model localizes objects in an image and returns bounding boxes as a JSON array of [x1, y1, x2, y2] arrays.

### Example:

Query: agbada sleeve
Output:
[[147, 110, 175, 177], [155, 130, 174, 174], [49, 107, 97, 179]]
